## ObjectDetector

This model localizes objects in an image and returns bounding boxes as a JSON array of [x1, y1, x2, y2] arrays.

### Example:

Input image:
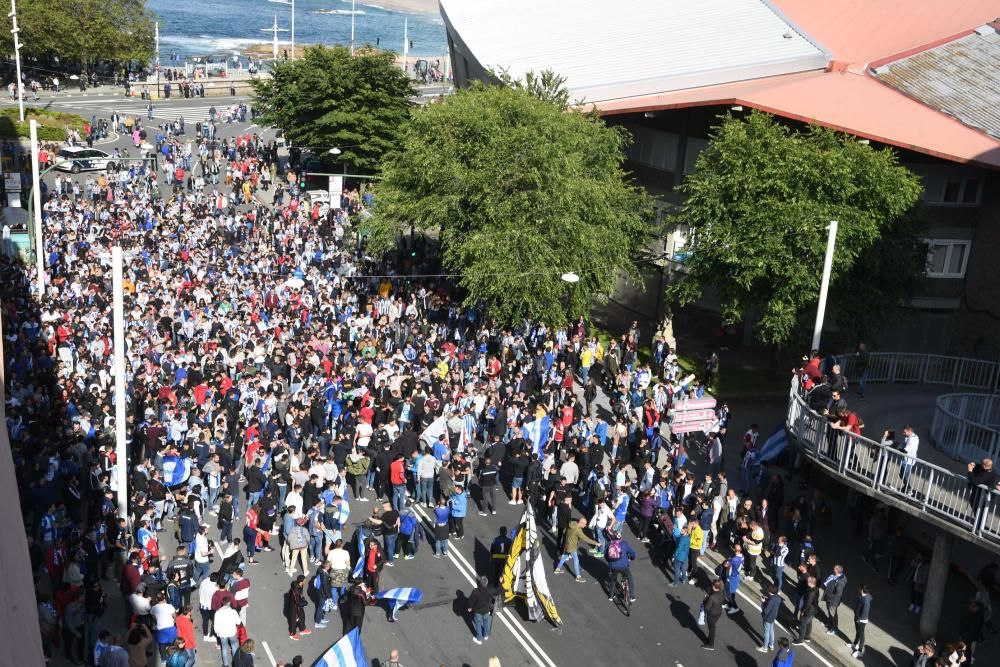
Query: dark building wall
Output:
[[956, 169, 1000, 356]]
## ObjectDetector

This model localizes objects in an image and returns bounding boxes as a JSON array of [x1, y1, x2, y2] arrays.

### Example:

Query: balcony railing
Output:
[[836, 352, 1000, 393], [786, 377, 1000, 550], [931, 394, 1000, 464]]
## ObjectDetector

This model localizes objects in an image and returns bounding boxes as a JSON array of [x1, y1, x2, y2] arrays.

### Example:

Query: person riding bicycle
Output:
[[604, 529, 637, 603]]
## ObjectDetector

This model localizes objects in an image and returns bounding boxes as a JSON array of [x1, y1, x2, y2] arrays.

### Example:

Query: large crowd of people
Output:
[[3, 107, 997, 667]]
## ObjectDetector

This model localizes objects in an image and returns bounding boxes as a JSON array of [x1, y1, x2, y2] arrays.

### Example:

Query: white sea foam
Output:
[[161, 34, 261, 54]]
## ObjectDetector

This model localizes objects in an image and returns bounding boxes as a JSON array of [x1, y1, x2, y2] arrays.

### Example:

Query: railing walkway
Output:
[[785, 377, 1000, 553], [836, 351, 1000, 393], [931, 393, 1000, 463]]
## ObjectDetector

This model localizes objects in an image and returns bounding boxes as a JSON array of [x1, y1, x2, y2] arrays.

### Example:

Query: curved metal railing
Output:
[[785, 377, 1000, 551], [835, 352, 1000, 393], [931, 394, 1000, 463]]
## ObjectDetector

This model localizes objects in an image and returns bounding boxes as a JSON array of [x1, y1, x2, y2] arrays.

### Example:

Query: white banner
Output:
[[328, 175, 343, 209]]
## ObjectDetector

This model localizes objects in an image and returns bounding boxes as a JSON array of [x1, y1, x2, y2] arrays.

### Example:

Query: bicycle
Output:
[[610, 568, 632, 617]]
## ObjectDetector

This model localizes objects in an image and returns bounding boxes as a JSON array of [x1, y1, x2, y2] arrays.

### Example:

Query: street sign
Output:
[[671, 395, 717, 435]]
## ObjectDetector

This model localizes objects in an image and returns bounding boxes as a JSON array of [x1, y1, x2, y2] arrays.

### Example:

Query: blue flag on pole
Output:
[[374, 587, 423, 620], [315, 627, 367, 667], [161, 456, 192, 487]]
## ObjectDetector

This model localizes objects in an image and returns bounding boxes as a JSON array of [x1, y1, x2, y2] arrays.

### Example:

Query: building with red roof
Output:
[[441, 0, 1000, 354]]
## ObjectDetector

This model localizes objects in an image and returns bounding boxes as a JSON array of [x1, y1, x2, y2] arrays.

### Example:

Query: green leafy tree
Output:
[[369, 82, 651, 325], [1, 0, 154, 67], [252, 45, 414, 173], [667, 111, 924, 346]]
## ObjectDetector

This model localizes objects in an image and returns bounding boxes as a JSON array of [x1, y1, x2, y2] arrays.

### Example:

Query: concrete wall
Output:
[[0, 309, 46, 665]]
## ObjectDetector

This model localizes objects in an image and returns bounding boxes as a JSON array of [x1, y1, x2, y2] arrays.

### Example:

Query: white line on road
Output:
[[261, 640, 278, 667], [94, 131, 120, 146], [411, 505, 559, 667]]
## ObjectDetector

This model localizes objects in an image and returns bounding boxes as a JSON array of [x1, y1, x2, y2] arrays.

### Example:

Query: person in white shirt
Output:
[[198, 574, 220, 641], [326, 538, 352, 606], [285, 486, 304, 514], [559, 453, 580, 487], [213, 599, 241, 666], [129, 588, 152, 625], [901, 425, 920, 495], [150, 596, 177, 648], [193, 525, 212, 584]]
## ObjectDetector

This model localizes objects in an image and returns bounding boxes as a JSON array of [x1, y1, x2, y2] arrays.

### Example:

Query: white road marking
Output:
[[411, 505, 559, 667], [94, 131, 120, 145], [261, 640, 278, 667]]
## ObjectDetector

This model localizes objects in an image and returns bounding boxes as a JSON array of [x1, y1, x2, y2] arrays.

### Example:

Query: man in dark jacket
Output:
[[702, 578, 725, 650], [852, 583, 872, 658], [823, 564, 847, 635], [466, 576, 497, 644], [758, 583, 781, 652], [793, 576, 820, 645]]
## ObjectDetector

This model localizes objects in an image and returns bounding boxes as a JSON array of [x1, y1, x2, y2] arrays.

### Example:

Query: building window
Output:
[[924, 239, 970, 278], [907, 164, 982, 206]]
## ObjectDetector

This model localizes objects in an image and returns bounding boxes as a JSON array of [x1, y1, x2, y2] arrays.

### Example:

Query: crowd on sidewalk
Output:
[[4, 107, 1000, 667]]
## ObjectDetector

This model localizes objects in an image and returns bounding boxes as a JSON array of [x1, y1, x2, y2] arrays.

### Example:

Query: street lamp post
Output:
[[111, 246, 129, 520], [29, 120, 43, 297], [268, 0, 295, 60], [9, 0, 25, 122], [811, 220, 839, 351]]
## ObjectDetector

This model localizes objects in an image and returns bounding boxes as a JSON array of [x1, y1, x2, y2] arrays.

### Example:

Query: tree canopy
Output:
[[667, 111, 924, 347], [0, 0, 155, 66], [369, 81, 651, 325], [252, 45, 414, 174]]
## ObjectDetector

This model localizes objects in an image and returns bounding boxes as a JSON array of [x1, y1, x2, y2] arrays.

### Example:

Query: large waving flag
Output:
[[501, 503, 561, 625], [161, 456, 192, 487], [421, 415, 448, 445], [316, 627, 367, 667], [756, 424, 789, 463], [374, 587, 423, 621], [524, 415, 552, 457]]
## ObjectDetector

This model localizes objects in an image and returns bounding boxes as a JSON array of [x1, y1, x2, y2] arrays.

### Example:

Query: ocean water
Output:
[[149, 0, 447, 60]]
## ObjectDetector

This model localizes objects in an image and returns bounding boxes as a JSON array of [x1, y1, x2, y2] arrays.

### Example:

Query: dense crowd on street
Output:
[[2, 108, 998, 667]]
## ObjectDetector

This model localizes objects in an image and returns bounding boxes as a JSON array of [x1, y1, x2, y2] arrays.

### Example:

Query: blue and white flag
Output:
[[756, 424, 789, 463], [316, 627, 367, 667], [351, 537, 366, 580], [374, 587, 423, 620], [524, 415, 551, 456], [161, 456, 192, 487]]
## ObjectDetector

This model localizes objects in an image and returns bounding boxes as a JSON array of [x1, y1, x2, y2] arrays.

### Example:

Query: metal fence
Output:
[[786, 378, 1000, 549], [931, 394, 1000, 463], [836, 352, 1000, 393]]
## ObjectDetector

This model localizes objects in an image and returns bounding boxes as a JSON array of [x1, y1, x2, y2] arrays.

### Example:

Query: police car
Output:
[[53, 146, 112, 173]]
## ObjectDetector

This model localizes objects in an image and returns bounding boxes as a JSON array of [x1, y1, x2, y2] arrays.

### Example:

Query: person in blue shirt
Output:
[[772, 637, 794, 667], [726, 545, 745, 613], [604, 530, 637, 602], [448, 483, 469, 539], [433, 498, 451, 557], [672, 525, 691, 587]]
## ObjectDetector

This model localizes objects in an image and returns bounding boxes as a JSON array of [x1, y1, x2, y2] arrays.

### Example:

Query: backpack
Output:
[[607, 539, 622, 561], [313, 571, 323, 591], [399, 513, 417, 537], [323, 506, 338, 530]]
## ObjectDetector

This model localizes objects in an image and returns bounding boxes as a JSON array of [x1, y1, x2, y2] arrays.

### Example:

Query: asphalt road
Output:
[[25, 91, 838, 667]]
